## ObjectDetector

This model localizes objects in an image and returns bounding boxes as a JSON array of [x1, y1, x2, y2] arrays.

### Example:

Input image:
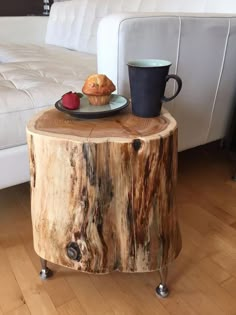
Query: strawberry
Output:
[[61, 91, 81, 110]]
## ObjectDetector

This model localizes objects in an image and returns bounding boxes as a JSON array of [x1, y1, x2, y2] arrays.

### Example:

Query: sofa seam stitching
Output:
[[205, 17, 231, 143]]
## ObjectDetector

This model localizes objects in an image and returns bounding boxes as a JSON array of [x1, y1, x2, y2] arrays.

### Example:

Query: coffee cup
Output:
[[127, 59, 182, 117]]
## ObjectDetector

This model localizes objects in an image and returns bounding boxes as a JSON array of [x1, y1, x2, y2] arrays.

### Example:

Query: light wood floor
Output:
[[0, 144, 236, 315]]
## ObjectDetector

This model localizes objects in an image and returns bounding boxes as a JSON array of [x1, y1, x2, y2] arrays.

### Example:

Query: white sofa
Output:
[[1, 0, 236, 189]]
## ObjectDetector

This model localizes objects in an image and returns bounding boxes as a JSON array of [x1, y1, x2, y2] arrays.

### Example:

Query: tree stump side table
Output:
[[26, 107, 182, 297]]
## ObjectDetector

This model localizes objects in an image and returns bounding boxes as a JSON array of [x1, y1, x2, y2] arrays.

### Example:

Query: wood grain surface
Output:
[[27, 108, 181, 273]]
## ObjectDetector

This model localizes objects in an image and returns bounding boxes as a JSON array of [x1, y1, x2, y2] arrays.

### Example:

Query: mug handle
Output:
[[162, 74, 182, 102]]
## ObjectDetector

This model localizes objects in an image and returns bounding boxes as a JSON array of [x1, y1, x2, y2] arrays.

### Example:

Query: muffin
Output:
[[82, 74, 116, 105]]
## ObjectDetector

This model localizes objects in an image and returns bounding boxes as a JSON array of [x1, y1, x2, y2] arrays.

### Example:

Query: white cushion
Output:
[[0, 145, 30, 189], [0, 45, 96, 150], [46, 0, 93, 52], [0, 43, 62, 63], [98, 13, 236, 151], [0, 42, 93, 63], [46, 0, 236, 54]]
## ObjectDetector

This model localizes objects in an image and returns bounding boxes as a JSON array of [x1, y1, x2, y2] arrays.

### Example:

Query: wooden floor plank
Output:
[[178, 204, 236, 258], [230, 221, 236, 230], [175, 274, 226, 315], [57, 299, 86, 315], [186, 264, 236, 315], [4, 304, 31, 315], [178, 220, 214, 262], [6, 245, 58, 315], [176, 184, 236, 226], [138, 271, 198, 315], [0, 247, 25, 313], [21, 239, 76, 309], [179, 202, 234, 240], [111, 272, 171, 315], [65, 272, 115, 315], [0, 186, 27, 225], [13, 183, 31, 218], [211, 252, 236, 278], [41, 277, 76, 308], [90, 273, 144, 315], [197, 257, 231, 284], [221, 276, 236, 298], [177, 145, 236, 221]]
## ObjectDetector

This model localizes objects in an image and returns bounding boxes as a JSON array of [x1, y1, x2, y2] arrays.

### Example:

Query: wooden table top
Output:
[[27, 106, 177, 142]]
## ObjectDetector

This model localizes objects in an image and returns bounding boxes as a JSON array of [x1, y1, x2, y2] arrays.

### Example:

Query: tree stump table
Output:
[[26, 107, 182, 298]]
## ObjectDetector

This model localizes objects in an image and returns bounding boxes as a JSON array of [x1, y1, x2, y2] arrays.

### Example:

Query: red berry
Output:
[[62, 91, 80, 110]]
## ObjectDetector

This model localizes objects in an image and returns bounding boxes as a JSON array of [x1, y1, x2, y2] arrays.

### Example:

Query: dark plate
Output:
[[55, 94, 129, 119]]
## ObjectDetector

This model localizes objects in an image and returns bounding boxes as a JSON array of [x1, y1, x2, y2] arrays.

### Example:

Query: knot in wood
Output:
[[132, 139, 142, 151], [66, 242, 82, 261]]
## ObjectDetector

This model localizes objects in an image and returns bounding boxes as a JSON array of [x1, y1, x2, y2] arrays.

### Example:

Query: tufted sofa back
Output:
[[45, 0, 236, 54]]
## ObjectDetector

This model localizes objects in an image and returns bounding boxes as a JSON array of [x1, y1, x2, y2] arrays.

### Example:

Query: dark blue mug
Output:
[[128, 59, 182, 117]]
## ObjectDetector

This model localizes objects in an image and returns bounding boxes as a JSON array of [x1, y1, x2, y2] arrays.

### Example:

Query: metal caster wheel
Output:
[[156, 283, 169, 298], [40, 267, 53, 280], [39, 258, 53, 280]]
